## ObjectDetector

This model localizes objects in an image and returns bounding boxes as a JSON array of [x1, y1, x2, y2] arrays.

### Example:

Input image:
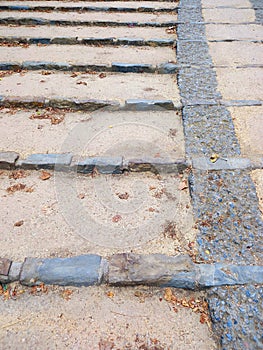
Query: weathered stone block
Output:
[[20, 153, 72, 170], [0, 151, 19, 169]]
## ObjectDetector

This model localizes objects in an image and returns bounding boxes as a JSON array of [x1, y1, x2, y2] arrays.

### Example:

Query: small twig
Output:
[[111, 311, 148, 318]]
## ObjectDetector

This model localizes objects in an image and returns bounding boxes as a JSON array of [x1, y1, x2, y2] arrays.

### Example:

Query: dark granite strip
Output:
[[178, 0, 263, 348], [250, 0, 263, 23]]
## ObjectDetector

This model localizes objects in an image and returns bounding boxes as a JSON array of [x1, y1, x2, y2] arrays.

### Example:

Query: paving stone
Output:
[[124, 99, 178, 110], [76, 157, 123, 174], [20, 153, 73, 170], [205, 24, 263, 41], [0, 151, 19, 169], [0, 72, 180, 107], [215, 68, 263, 101], [202, 8, 256, 23], [0, 10, 177, 26], [228, 106, 263, 156], [20, 255, 104, 286], [208, 42, 263, 66]]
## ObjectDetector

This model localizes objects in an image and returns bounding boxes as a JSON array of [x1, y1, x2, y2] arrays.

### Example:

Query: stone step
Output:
[[0, 109, 184, 159], [0, 170, 193, 257], [0, 10, 177, 27], [0, 0, 178, 12], [0, 25, 176, 46], [0, 45, 177, 73], [0, 71, 181, 110], [0, 26, 176, 42]]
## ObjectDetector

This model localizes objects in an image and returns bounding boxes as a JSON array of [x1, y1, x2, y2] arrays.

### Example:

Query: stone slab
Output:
[[208, 42, 263, 66], [0, 1, 179, 10], [0, 72, 180, 105], [0, 171, 195, 259], [20, 255, 103, 286], [0, 151, 19, 169], [0, 25, 176, 41], [203, 8, 255, 23], [0, 109, 185, 159], [0, 11, 177, 25], [202, 0, 252, 7], [20, 153, 73, 170], [0, 45, 176, 67], [205, 24, 263, 41], [215, 68, 263, 101], [228, 106, 263, 156]]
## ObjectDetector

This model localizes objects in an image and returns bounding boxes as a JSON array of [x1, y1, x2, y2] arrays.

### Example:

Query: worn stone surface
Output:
[[228, 106, 263, 157], [76, 157, 123, 174], [0, 151, 19, 169], [20, 153, 72, 170], [124, 99, 178, 110], [108, 253, 195, 287], [20, 255, 103, 286]]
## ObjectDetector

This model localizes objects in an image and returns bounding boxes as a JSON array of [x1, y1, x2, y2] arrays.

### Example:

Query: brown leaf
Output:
[[78, 193, 85, 199], [51, 115, 64, 125], [112, 214, 122, 223], [106, 291, 114, 298], [6, 183, 26, 193], [178, 179, 188, 190], [99, 73, 106, 79], [40, 171, 51, 181], [14, 220, 24, 227], [61, 289, 73, 301], [9, 169, 27, 179], [41, 71, 51, 75], [117, 192, 129, 200], [76, 80, 87, 86], [164, 288, 173, 302]]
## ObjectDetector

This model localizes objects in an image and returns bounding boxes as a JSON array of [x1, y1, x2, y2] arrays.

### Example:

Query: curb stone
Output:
[[1, 254, 262, 289]]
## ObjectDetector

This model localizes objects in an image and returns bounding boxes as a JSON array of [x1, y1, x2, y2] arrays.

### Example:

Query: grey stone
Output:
[[126, 157, 188, 174], [20, 153, 72, 170], [0, 62, 20, 71], [112, 62, 153, 73], [0, 151, 19, 169], [199, 264, 263, 287], [28, 38, 51, 45], [125, 99, 175, 111], [192, 157, 252, 171], [50, 37, 79, 45], [8, 262, 23, 282], [108, 253, 196, 288], [20, 255, 104, 286], [157, 62, 178, 74], [77, 157, 123, 174], [148, 38, 175, 46], [3, 96, 45, 108]]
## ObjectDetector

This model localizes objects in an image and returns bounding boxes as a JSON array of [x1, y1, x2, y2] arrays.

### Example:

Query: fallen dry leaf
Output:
[[14, 220, 24, 227], [6, 183, 26, 193], [9, 169, 27, 180], [78, 193, 85, 199], [178, 179, 188, 190], [99, 73, 106, 79], [40, 171, 51, 181], [112, 214, 122, 223], [76, 80, 87, 86], [61, 289, 73, 301], [117, 192, 129, 200], [106, 291, 114, 298]]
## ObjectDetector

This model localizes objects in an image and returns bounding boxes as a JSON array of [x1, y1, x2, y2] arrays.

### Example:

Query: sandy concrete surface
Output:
[[203, 8, 255, 23], [0, 45, 176, 66], [0, 1, 179, 9], [202, 0, 252, 7], [228, 106, 263, 156], [213, 68, 263, 100], [0, 25, 176, 40], [0, 170, 196, 259], [0, 11, 177, 23], [0, 71, 180, 103], [208, 42, 263, 66], [0, 285, 216, 350], [0, 109, 184, 158], [205, 24, 263, 40]]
